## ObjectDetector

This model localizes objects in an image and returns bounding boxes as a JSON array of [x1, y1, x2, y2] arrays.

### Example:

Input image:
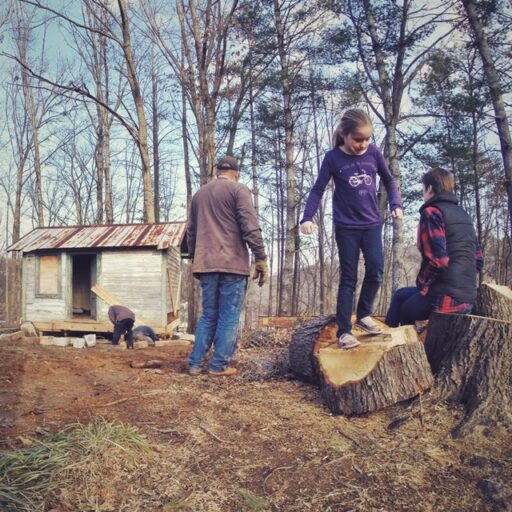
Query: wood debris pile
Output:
[[237, 347, 291, 381], [240, 327, 294, 349]]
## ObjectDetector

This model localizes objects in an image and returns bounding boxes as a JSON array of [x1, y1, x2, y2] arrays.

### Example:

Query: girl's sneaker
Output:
[[338, 333, 361, 350], [355, 316, 383, 335]]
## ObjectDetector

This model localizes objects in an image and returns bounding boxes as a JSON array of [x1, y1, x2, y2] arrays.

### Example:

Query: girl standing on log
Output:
[[385, 167, 484, 327], [300, 108, 403, 349]]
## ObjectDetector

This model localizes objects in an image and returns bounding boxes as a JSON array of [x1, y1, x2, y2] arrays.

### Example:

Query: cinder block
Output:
[[21, 337, 41, 345], [155, 339, 191, 347]]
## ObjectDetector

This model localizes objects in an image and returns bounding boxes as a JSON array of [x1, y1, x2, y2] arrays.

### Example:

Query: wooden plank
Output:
[[90, 284, 152, 327], [33, 319, 166, 335], [175, 269, 182, 316], [165, 317, 180, 335], [34, 320, 113, 333], [91, 284, 117, 306], [167, 267, 175, 314]]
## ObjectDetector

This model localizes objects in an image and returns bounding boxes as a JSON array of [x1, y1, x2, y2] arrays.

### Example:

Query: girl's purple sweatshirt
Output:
[[301, 144, 402, 229]]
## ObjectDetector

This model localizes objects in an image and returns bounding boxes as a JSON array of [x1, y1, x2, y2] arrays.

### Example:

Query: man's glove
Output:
[[253, 259, 269, 287]]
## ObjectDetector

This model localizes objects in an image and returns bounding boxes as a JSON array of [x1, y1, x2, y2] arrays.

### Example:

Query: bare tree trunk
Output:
[[311, 84, 325, 315], [100, 22, 113, 224], [470, 112, 484, 286], [181, 48, 193, 211], [461, 0, 512, 239], [151, 47, 160, 222], [362, 0, 404, 291], [243, 74, 261, 329], [274, 0, 297, 315], [8, 83, 31, 243], [118, 0, 154, 223], [15, 4, 44, 226]]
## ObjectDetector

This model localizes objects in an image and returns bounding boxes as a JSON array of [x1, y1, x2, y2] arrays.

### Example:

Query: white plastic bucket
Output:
[[73, 338, 85, 349], [84, 334, 96, 347]]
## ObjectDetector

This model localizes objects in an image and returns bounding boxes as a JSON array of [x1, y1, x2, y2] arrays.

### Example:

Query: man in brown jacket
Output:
[[187, 155, 268, 376]]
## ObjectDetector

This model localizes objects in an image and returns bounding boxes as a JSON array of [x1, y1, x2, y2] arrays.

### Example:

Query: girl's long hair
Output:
[[332, 108, 372, 148]]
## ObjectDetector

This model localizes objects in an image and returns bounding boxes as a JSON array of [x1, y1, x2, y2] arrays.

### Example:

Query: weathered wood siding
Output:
[[0, 253, 22, 326], [23, 253, 70, 321], [166, 247, 182, 315], [97, 250, 165, 327]]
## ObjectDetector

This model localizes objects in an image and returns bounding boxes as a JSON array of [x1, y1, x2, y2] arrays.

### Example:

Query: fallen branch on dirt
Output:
[[337, 428, 361, 448], [198, 424, 236, 444], [148, 426, 182, 435], [95, 389, 163, 408], [263, 465, 295, 494]]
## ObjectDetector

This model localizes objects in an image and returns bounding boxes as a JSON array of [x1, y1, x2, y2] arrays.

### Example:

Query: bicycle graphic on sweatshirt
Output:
[[348, 169, 372, 187]]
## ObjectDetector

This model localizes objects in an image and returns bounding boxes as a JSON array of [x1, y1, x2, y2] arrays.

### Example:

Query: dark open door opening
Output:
[[71, 254, 97, 319]]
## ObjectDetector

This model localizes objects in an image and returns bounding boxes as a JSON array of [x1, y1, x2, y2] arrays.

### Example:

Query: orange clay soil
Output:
[[0, 336, 510, 512]]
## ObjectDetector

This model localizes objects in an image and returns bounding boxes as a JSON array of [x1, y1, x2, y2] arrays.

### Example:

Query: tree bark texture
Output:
[[289, 315, 336, 383], [425, 312, 512, 437], [289, 317, 433, 415], [15, 4, 44, 227], [118, 0, 155, 223], [151, 47, 160, 223], [474, 282, 512, 322], [274, 0, 297, 316], [461, 0, 512, 239], [361, 0, 406, 291]]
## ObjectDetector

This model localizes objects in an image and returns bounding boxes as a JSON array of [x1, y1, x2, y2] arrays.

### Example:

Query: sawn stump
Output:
[[425, 311, 512, 437], [289, 316, 434, 415]]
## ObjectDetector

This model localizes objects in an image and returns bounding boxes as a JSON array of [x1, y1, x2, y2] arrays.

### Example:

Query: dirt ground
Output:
[[0, 333, 511, 512]]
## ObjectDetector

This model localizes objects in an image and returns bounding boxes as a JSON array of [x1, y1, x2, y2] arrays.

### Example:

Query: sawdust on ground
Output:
[[0, 332, 510, 512]]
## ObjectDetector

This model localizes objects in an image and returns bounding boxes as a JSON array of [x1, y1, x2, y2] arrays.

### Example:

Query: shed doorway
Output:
[[71, 254, 97, 319]]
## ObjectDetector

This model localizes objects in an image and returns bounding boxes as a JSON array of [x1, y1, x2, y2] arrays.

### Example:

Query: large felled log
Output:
[[288, 315, 336, 383], [289, 317, 434, 415], [425, 312, 512, 437], [474, 282, 512, 321]]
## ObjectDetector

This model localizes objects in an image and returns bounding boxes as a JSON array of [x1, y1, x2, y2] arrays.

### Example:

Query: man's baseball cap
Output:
[[216, 155, 239, 172]]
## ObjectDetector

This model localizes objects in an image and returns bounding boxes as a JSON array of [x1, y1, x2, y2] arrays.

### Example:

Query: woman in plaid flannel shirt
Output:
[[385, 167, 483, 327]]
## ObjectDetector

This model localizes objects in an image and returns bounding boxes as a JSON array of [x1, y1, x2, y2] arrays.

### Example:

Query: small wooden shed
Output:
[[7, 222, 187, 335]]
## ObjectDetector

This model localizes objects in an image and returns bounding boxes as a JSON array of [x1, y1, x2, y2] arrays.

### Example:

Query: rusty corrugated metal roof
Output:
[[7, 222, 187, 253]]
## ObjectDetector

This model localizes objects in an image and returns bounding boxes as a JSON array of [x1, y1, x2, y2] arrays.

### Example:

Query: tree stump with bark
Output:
[[425, 289, 512, 437], [474, 282, 512, 321], [289, 316, 434, 415]]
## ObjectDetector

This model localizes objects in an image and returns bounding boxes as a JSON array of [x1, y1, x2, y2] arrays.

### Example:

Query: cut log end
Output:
[[289, 319, 433, 415]]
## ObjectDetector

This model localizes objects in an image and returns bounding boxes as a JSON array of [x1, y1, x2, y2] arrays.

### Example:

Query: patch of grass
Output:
[[330, 443, 346, 455], [0, 437, 69, 511], [238, 489, 269, 510], [0, 417, 151, 511], [163, 497, 193, 510]]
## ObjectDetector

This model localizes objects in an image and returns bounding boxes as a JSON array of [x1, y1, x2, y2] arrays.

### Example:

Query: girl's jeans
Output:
[[188, 272, 247, 372], [335, 225, 383, 337]]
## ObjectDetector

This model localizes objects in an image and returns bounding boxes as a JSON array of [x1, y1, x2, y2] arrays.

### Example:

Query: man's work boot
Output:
[[208, 367, 238, 377]]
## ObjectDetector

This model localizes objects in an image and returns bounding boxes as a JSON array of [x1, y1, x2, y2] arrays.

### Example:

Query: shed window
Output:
[[37, 255, 61, 297]]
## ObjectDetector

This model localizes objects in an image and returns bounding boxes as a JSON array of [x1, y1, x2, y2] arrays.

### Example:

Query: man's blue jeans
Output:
[[335, 225, 383, 336], [188, 272, 247, 372]]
